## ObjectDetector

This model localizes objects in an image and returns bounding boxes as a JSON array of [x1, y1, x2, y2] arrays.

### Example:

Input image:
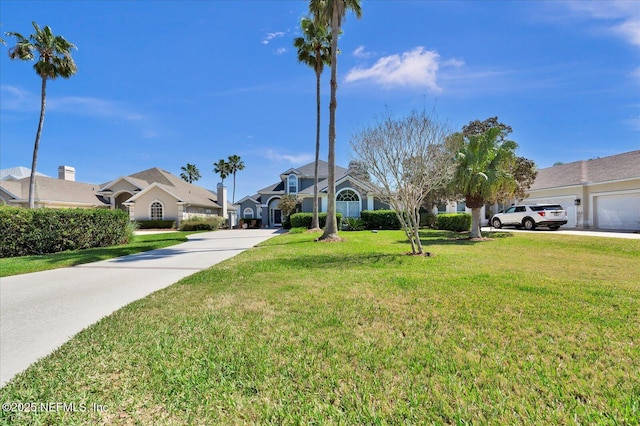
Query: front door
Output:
[[273, 209, 282, 226]]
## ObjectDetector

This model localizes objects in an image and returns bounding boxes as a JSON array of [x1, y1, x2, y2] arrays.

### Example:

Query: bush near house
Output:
[[435, 213, 472, 232], [178, 217, 225, 231], [0, 207, 129, 258], [136, 219, 176, 229], [360, 210, 402, 230], [290, 212, 343, 229]]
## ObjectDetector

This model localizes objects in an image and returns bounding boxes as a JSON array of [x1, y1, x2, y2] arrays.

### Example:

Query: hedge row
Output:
[[360, 210, 402, 230], [136, 219, 176, 229], [0, 207, 130, 258], [178, 216, 225, 231], [290, 212, 343, 229], [435, 213, 472, 232]]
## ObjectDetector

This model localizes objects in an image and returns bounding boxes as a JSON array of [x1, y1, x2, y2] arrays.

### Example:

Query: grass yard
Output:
[[0, 232, 193, 277], [0, 230, 638, 424]]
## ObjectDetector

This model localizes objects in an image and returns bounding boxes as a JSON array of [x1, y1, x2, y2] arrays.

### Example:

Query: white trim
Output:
[[126, 182, 181, 203]]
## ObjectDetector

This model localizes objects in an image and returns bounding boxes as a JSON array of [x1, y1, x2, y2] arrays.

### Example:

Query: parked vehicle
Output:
[[491, 204, 568, 230]]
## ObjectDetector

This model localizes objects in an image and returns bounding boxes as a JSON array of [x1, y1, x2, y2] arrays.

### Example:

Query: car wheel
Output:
[[492, 218, 502, 229], [523, 218, 536, 230]]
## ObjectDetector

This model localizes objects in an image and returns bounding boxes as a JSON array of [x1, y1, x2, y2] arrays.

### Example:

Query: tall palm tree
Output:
[[180, 163, 201, 183], [227, 154, 245, 203], [7, 22, 77, 208], [452, 127, 518, 238], [213, 159, 230, 185], [294, 17, 332, 231], [310, 0, 362, 240]]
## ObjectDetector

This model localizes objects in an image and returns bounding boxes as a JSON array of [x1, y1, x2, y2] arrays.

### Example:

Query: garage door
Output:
[[526, 197, 577, 228], [594, 193, 640, 231]]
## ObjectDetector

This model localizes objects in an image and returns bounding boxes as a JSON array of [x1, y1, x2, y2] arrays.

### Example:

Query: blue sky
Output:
[[1, 0, 639, 201]]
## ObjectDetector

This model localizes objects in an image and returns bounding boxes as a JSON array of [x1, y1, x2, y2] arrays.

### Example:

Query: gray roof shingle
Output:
[[530, 150, 640, 190]]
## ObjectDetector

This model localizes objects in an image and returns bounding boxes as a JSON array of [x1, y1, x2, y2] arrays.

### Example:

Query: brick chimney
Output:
[[58, 166, 76, 181]]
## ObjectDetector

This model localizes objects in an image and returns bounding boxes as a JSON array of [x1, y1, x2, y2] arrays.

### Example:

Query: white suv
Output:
[[491, 204, 568, 231]]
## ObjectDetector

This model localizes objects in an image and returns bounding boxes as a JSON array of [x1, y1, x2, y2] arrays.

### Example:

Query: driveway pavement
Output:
[[481, 227, 640, 239], [0, 229, 280, 387]]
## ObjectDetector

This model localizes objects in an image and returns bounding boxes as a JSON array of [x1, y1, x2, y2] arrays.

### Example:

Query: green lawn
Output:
[[1, 230, 638, 424], [0, 232, 193, 277]]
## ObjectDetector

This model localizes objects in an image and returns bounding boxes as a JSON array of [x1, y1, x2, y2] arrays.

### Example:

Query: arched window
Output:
[[288, 175, 298, 194], [336, 189, 361, 218], [150, 201, 163, 220], [243, 208, 254, 219]]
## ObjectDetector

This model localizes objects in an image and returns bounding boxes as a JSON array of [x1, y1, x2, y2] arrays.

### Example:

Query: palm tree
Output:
[[310, 0, 362, 240], [227, 154, 245, 203], [6, 22, 77, 208], [294, 17, 332, 231], [213, 159, 230, 185], [180, 163, 201, 183], [452, 127, 518, 238]]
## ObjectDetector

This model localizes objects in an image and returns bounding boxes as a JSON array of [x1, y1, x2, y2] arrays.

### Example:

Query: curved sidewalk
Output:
[[0, 229, 280, 387]]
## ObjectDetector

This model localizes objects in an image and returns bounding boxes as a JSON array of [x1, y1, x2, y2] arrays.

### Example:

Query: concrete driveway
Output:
[[0, 229, 280, 387], [481, 227, 640, 239]]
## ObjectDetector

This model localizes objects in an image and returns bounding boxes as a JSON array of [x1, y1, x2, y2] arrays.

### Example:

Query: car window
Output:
[[515, 206, 526, 212], [505, 207, 516, 213]]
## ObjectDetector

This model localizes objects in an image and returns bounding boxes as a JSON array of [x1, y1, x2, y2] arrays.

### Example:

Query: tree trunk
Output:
[[232, 173, 236, 204], [470, 207, 482, 238], [311, 68, 321, 230], [319, 8, 340, 241], [29, 76, 47, 209]]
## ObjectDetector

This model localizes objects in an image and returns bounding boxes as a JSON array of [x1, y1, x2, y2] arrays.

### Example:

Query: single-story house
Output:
[[0, 166, 235, 226], [437, 150, 640, 231], [235, 160, 389, 227], [523, 150, 639, 231]]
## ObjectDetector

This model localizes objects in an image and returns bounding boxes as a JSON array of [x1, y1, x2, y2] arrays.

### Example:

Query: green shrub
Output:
[[360, 210, 402, 230], [0, 207, 129, 258], [290, 212, 343, 229], [178, 216, 225, 232], [342, 217, 366, 231], [136, 219, 175, 229], [420, 211, 437, 228], [435, 213, 472, 232]]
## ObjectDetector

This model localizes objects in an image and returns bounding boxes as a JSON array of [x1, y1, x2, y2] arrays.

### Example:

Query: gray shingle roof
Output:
[[0, 176, 109, 206], [125, 167, 224, 208], [530, 150, 640, 191], [259, 161, 349, 196]]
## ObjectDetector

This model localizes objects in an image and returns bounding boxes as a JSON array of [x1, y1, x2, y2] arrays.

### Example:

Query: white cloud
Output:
[[265, 149, 313, 164], [49, 96, 145, 120], [562, 0, 640, 46], [262, 31, 285, 45], [345, 47, 456, 92], [0, 85, 39, 112], [353, 45, 374, 59], [275, 47, 287, 55]]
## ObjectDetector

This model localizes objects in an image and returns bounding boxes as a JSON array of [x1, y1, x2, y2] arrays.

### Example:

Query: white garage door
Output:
[[526, 197, 577, 228], [594, 193, 640, 231]]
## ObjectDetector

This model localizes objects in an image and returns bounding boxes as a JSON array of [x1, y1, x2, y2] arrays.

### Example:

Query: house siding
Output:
[[132, 187, 179, 221]]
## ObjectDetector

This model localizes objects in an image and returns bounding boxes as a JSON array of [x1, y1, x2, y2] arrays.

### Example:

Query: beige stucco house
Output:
[[524, 150, 639, 231], [0, 166, 234, 226], [438, 150, 640, 231]]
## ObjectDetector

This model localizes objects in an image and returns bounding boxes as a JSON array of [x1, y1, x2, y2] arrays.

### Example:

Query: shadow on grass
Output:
[[389, 229, 515, 247]]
